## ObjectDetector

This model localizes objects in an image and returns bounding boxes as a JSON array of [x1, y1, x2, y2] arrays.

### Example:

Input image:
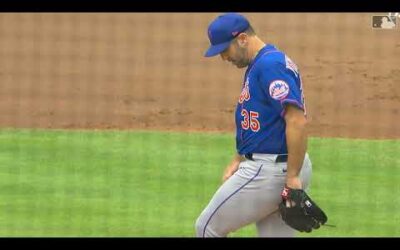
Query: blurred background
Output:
[[0, 13, 399, 138]]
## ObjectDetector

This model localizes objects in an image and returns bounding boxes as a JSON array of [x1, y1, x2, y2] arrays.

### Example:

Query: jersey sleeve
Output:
[[258, 59, 304, 117]]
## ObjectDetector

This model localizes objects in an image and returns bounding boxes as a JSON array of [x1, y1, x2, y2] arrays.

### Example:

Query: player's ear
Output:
[[236, 33, 248, 48]]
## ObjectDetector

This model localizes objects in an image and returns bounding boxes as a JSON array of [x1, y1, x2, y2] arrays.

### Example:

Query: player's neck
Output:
[[249, 36, 266, 62]]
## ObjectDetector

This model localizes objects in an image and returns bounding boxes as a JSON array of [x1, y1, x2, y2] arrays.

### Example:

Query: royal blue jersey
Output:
[[235, 44, 306, 155]]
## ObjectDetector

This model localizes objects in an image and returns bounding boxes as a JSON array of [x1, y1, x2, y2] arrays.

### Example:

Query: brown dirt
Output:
[[0, 13, 399, 139]]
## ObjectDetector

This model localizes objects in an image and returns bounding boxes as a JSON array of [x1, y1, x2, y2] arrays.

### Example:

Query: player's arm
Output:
[[284, 104, 308, 189], [222, 153, 242, 182]]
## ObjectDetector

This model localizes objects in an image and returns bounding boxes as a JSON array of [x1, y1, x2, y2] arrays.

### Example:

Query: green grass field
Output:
[[0, 129, 399, 237]]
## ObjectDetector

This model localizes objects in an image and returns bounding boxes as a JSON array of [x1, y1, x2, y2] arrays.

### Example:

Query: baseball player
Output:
[[195, 13, 326, 237]]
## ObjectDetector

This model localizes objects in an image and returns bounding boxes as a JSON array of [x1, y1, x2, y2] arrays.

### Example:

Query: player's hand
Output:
[[284, 176, 303, 207], [222, 160, 240, 182], [285, 176, 302, 189]]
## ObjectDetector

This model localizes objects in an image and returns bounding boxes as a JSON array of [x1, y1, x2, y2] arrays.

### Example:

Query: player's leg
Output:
[[195, 159, 284, 237], [256, 209, 296, 237], [256, 155, 313, 237]]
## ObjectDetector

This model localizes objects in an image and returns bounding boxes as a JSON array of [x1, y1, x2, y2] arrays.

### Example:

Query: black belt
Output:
[[244, 153, 288, 163]]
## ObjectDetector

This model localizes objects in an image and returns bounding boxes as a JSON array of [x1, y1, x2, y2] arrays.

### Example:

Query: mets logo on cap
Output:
[[269, 80, 290, 100]]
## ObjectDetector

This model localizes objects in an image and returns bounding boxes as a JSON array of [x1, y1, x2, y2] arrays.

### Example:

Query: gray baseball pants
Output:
[[195, 153, 312, 237]]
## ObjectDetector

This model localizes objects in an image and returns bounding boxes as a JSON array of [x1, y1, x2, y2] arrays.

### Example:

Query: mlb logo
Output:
[[372, 15, 397, 29]]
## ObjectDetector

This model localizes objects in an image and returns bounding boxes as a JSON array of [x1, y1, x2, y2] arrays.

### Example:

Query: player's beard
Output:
[[232, 45, 250, 68]]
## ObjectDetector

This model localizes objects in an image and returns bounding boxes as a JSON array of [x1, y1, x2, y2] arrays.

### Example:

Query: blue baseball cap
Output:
[[204, 13, 250, 57]]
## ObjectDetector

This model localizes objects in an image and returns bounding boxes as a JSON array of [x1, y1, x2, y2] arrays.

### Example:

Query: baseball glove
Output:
[[278, 186, 328, 233]]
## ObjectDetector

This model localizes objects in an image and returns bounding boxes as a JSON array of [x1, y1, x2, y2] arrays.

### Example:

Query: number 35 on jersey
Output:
[[241, 109, 260, 132]]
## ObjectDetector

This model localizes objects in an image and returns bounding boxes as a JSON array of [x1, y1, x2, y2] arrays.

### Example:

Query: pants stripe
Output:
[[202, 164, 264, 237]]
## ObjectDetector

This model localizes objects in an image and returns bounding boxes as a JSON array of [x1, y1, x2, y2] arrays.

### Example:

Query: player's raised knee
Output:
[[195, 215, 205, 237], [195, 214, 222, 237]]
